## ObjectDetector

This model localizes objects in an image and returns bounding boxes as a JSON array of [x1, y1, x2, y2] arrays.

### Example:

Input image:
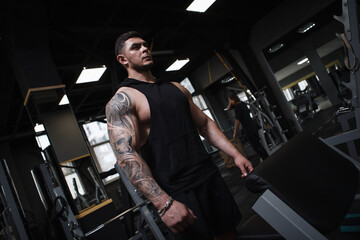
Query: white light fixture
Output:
[[297, 58, 309, 65], [76, 65, 107, 84], [268, 43, 285, 53], [34, 123, 45, 133], [180, 77, 195, 94], [166, 59, 190, 71], [186, 0, 216, 13], [221, 76, 235, 84], [59, 94, 69, 105], [297, 22, 316, 34]]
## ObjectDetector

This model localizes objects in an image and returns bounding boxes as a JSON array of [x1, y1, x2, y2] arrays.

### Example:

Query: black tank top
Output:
[[118, 78, 217, 194]]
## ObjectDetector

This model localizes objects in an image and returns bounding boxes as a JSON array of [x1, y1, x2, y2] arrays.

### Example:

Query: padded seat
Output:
[[239, 132, 359, 239]]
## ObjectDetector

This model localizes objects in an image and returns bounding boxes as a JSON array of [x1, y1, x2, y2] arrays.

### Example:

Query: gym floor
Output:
[[213, 103, 360, 239]]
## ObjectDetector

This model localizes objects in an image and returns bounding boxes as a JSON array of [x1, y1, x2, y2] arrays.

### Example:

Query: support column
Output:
[[298, 39, 341, 106], [252, 49, 303, 134]]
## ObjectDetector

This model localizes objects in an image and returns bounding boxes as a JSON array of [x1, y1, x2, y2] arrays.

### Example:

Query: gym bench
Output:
[[239, 132, 359, 239]]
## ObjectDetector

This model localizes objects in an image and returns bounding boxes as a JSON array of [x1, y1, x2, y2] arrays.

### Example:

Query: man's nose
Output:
[[141, 45, 149, 53]]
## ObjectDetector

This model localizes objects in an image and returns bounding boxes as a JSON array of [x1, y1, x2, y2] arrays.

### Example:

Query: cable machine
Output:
[[216, 52, 287, 157], [0, 159, 31, 240], [323, 0, 360, 167], [248, 90, 288, 156]]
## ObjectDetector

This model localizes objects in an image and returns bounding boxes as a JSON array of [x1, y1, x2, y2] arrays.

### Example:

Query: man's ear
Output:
[[117, 54, 128, 66]]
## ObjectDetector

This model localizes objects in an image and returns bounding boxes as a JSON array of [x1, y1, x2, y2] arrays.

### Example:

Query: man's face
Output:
[[117, 37, 154, 71]]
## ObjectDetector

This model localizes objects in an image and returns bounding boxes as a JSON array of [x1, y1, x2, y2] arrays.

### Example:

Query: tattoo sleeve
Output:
[[106, 91, 165, 204]]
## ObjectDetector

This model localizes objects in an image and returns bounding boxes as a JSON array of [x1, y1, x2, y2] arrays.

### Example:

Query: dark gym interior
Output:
[[1, 0, 360, 239]]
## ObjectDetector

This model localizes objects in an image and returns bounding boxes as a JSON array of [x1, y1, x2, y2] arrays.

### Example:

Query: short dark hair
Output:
[[229, 93, 241, 103], [114, 31, 144, 56]]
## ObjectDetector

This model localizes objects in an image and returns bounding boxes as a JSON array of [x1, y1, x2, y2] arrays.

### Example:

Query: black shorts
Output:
[[167, 171, 241, 240]]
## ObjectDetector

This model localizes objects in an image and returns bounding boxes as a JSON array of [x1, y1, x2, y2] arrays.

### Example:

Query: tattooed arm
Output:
[[106, 90, 196, 233]]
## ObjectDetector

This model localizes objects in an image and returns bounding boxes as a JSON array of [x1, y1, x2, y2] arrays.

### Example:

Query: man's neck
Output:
[[128, 70, 155, 83]]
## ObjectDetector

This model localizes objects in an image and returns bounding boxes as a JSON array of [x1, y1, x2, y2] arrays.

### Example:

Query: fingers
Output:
[[161, 201, 196, 234], [247, 163, 254, 172], [235, 160, 248, 177], [188, 208, 196, 219], [242, 163, 255, 177], [167, 213, 194, 234], [236, 158, 254, 178], [170, 223, 185, 234], [239, 165, 248, 177], [186, 207, 197, 225], [173, 208, 196, 232]]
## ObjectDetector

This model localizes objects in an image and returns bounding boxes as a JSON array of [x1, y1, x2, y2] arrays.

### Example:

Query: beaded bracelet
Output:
[[158, 197, 174, 217]]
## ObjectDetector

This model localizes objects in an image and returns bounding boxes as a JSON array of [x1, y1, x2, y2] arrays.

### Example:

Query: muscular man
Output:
[[106, 31, 253, 240]]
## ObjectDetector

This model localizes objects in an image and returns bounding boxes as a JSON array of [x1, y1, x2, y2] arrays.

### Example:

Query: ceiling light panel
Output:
[[34, 123, 45, 133], [186, 0, 216, 13], [297, 58, 309, 65], [297, 22, 315, 33], [76, 65, 107, 84], [267, 43, 285, 53], [59, 94, 69, 105], [166, 59, 190, 71]]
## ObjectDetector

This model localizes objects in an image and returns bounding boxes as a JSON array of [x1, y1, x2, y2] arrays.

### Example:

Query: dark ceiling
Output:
[[0, 0, 344, 142]]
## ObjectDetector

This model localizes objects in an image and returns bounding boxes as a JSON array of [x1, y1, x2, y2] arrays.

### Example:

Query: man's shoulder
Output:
[[105, 89, 134, 117], [107, 86, 147, 112], [169, 81, 191, 98], [108, 87, 138, 105], [116, 86, 134, 94]]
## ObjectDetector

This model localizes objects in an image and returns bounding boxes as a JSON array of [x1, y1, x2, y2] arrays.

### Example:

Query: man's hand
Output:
[[234, 155, 254, 177], [160, 200, 196, 234]]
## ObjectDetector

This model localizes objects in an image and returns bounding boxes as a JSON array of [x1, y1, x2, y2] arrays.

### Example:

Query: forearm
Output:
[[199, 119, 243, 159], [117, 152, 169, 209], [118, 152, 197, 233], [200, 120, 253, 177]]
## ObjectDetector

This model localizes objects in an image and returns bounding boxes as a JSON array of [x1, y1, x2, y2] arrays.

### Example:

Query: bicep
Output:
[[171, 81, 211, 131], [189, 100, 210, 130], [106, 91, 138, 158]]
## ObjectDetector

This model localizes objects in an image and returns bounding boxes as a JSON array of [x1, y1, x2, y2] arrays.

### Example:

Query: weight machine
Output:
[[0, 159, 31, 240], [114, 163, 167, 240], [290, 87, 317, 124], [323, 0, 360, 166], [78, 164, 168, 239], [248, 90, 288, 156], [31, 157, 167, 239], [31, 162, 85, 240]]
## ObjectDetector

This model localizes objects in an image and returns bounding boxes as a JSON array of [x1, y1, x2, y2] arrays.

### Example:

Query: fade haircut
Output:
[[114, 31, 144, 57], [229, 93, 241, 103]]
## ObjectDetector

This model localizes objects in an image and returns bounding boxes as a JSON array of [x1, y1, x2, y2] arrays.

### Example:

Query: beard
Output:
[[132, 61, 154, 72]]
